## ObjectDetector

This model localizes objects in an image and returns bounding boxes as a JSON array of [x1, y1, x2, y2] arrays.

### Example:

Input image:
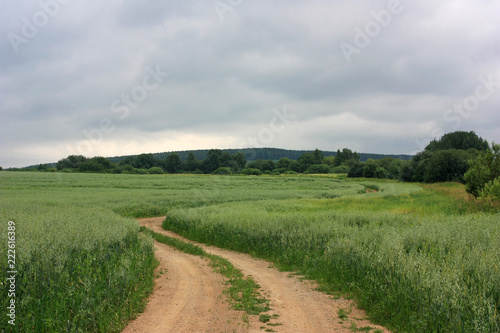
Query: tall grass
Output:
[[0, 171, 422, 332], [0, 202, 157, 332], [164, 193, 500, 332]]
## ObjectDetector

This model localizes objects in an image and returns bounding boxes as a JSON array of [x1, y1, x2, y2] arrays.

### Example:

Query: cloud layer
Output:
[[1, 0, 499, 167]]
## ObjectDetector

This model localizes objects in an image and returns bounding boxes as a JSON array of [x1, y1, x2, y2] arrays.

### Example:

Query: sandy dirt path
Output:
[[126, 216, 391, 333], [122, 222, 246, 333]]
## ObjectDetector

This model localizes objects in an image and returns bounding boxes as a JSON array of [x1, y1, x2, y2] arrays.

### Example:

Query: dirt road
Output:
[[123, 217, 390, 333]]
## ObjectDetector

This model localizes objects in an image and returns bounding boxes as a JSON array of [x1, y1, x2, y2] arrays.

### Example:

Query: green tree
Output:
[[411, 150, 433, 182], [401, 161, 415, 182], [374, 167, 388, 179], [288, 160, 301, 172], [36, 164, 48, 171], [276, 157, 292, 170], [334, 148, 360, 167], [412, 148, 481, 183], [312, 149, 324, 165], [203, 149, 222, 173], [232, 152, 247, 171], [56, 155, 87, 170], [425, 131, 489, 152], [184, 152, 200, 172], [377, 157, 402, 179], [165, 153, 182, 173], [464, 143, 500, 197], [219, 152, 232, 168], [119, 156, 136, 167], [78, 156, 113, 173], [135, 153, 157, 169], [323, 156, 335, 167], [348, 162, 365, 178], [297, 153, 315, 172], [422, 150, 473, 183], [363, 160, 378, 178], [246, 159, 275, 172]]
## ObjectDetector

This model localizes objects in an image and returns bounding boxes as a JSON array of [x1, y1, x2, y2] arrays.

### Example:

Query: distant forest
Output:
[[4, 131, 495, 186], [108, 148, 412, 164]]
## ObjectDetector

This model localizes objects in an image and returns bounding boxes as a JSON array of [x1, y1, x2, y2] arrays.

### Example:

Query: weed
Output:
[[338, 308, 350, 321], [349, 321, 374, 332], [259, 314, 272, 323]]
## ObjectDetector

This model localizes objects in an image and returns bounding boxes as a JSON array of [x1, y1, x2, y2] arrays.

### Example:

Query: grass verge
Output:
[[140, 226, 270, 317]]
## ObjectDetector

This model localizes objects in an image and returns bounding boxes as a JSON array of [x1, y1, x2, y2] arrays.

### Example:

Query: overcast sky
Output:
[[1, 0, 499, 167]]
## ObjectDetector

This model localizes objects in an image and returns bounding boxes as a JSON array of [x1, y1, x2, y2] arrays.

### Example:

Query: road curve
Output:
[[122, 220, 246, 333], [133, 216, 391, 333]]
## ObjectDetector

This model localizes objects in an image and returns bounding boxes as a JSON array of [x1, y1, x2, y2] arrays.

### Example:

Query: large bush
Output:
[[213, 167, 232, 175], [148, 167, 165, 174], [305, 164, 331, 174], [331, 165, 350, 174], [481, 177, 500, 202], [241, 168, 263, 175], [465, 143, 500, 198]]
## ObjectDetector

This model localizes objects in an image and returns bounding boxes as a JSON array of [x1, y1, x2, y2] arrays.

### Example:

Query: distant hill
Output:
[[107, 148, 412, 164]]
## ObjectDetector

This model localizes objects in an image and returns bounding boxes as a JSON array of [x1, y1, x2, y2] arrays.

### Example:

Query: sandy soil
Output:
[[122, 216, 391, 333]]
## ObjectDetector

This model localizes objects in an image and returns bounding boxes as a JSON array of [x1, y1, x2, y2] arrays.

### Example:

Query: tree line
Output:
[[4, 131, 491, 181], [3, 130, 498, 202]]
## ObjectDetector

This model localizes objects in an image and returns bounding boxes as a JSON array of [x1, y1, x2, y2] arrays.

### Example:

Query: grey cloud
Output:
[[1, 0, 499, 167]]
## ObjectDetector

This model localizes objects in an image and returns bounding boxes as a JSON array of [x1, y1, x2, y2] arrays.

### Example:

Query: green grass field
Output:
[[1, 171, 499, 332]]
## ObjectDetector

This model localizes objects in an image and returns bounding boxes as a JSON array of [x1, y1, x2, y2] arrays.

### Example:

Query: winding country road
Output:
[[122, 217, 390, 333]]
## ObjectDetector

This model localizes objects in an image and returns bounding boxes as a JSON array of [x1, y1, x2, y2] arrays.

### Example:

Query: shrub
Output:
[[331, 165, 350, 174], [479, 177, 500, 202], [465, 143, 500, 197], [274, 168, 287, 174], [348, 162, 365, 178], [134, 168, 148, 174], [148, 167, 165, 174], [374, 167, 388, 179], [213, 167, 232, 175], [305, 164, 331, 174], [363, 161, 378, 178], [242, 168, 262, 176]]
